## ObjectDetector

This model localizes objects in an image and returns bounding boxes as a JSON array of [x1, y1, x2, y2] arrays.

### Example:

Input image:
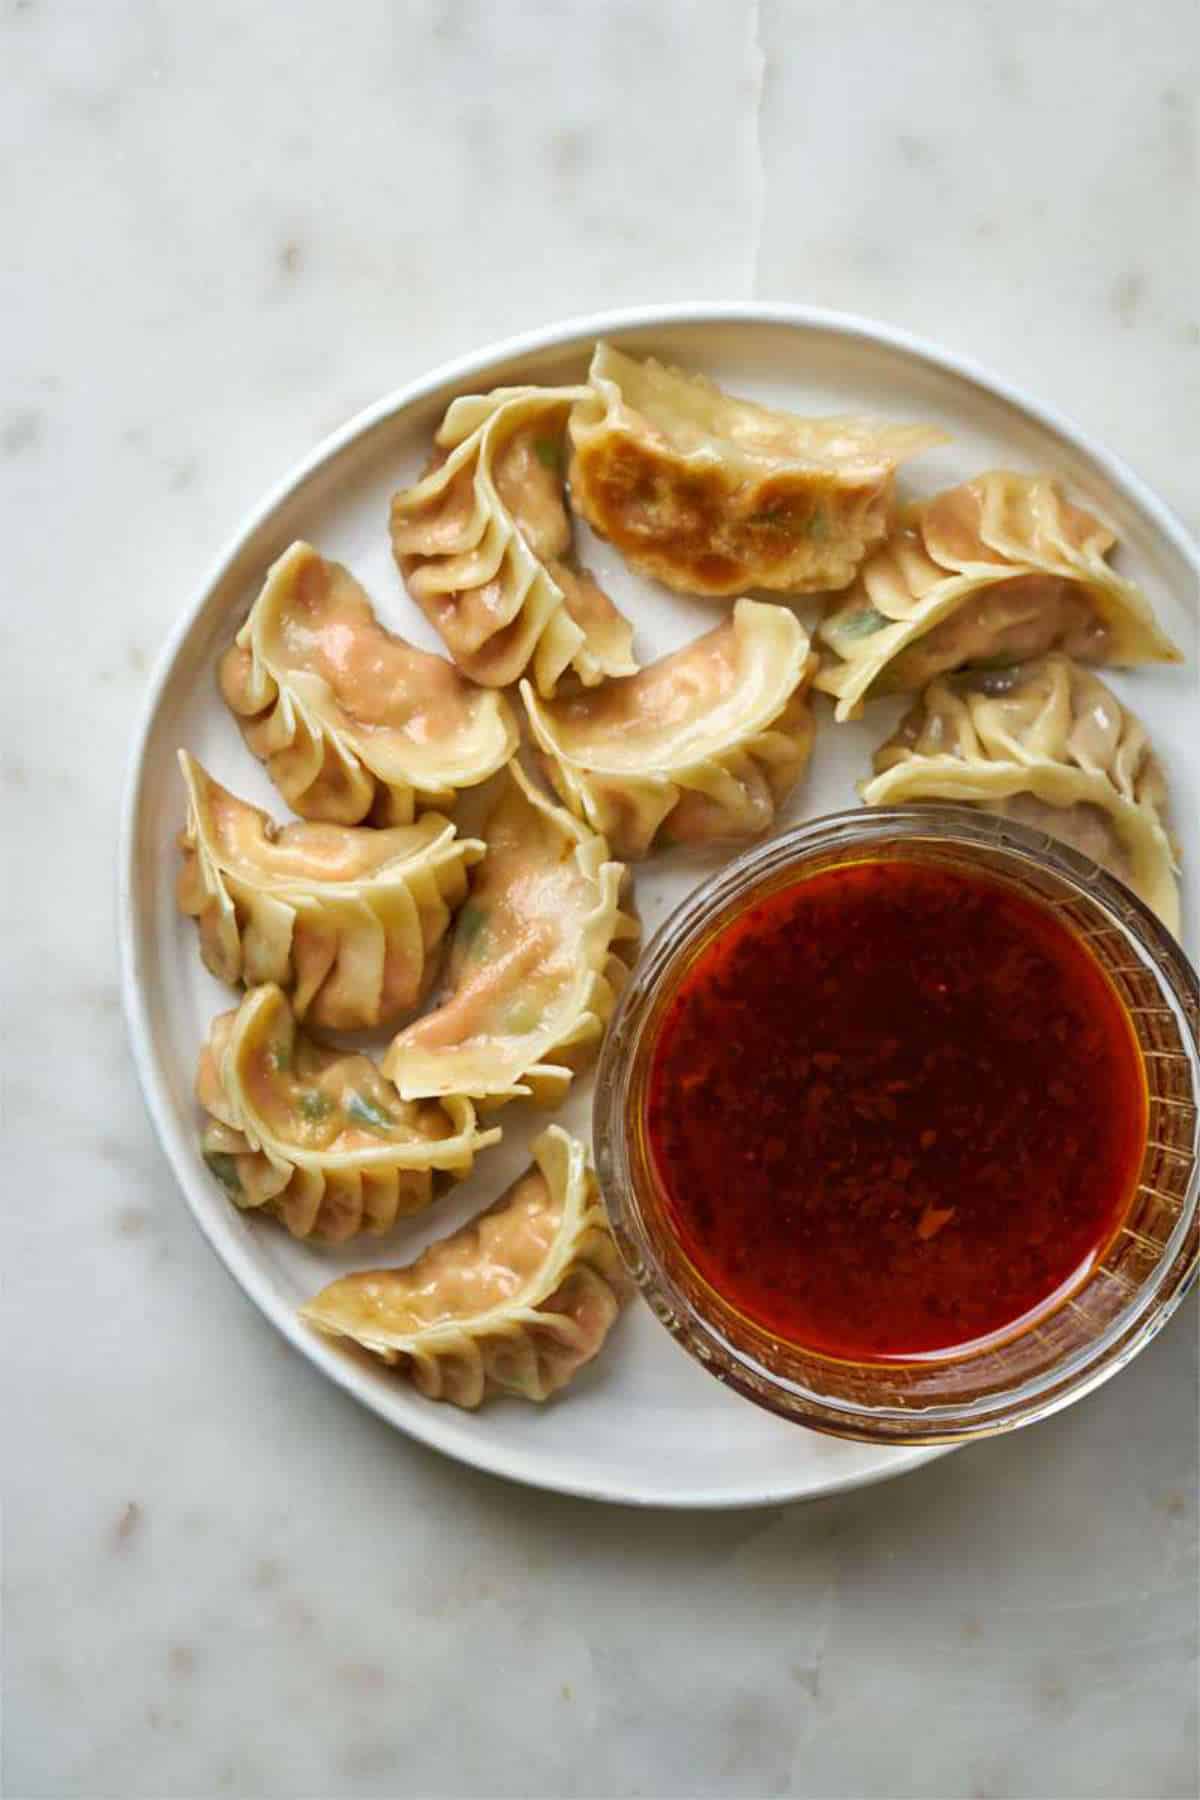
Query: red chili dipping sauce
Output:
[[645, 859, 1147, 1360]]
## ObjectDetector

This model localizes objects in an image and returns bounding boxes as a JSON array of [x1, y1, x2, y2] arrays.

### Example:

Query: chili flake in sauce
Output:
[[645, 858, 1146, 1360]]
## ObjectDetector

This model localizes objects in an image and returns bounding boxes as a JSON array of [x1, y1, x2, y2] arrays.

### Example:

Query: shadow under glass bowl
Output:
[[593, 806, 1199, 1445]]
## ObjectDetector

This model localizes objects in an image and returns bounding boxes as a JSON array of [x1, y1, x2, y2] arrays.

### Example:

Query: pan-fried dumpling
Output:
[[383, 762, 637, 1106], [300, 1126, 626, 1407], [521, 598, 817, 858], [176, 752, 484, 1030], [566, 342, 944, 597], [862, 653, 1181, 932], [817, 471, 1181, 721], [197, 984, 501, 1241], [390, 385, 637, 695], [219, 541, 516, 823]]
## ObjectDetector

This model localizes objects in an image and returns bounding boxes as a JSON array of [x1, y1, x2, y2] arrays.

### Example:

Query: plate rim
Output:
[[118, 300, 1198, 1509]]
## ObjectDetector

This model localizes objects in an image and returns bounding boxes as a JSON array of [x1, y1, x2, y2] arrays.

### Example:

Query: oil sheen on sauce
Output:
[[645, 858, 1147, 1361]]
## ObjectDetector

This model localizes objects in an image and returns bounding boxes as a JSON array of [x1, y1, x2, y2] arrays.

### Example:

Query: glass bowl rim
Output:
[[593, 804, 1200, 1444]]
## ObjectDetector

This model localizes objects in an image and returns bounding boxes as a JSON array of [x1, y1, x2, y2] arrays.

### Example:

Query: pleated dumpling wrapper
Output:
[[566, 342, 944, 597], [197, 984, 501, 1242], [862, 653, 1180, 933], [383, 761, 637, 1106], [301, 1126, 627, 1407], [176, 752, 484, 1031], [817, 470, 1182, 721], [219, 542, 516, 824], [522, 598, 817, 859], [390, 385, 637, 695]]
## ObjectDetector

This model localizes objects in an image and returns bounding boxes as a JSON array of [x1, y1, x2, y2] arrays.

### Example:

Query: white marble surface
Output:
[[3, 2, 1197, 1796]]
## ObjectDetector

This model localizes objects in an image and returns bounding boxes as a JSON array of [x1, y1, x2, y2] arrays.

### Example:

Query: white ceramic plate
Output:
[[120, 304, 1199, 1508]]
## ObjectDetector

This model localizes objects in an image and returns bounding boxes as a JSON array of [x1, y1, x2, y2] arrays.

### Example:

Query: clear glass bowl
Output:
[[594, 807, 1199, 1444]]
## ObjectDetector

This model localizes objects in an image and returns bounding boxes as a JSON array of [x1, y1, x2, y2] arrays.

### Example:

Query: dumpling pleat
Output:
[[237, 890, 296, 990], [391, 385, 635, 694], [566, 342, 944, 597], [522, 600, 817, 859], [272, 1165, 325, 1239], [862, 653, 1180, 932], [287, 914, 342, 1019], [818, 472, 1180, 720], [300, 1127, 627, 1408], [220, 543, 516, 823], [195, 884, 243, 984], [195, 985, 501, 1243], [312, 1170, 366, 1243], [384, 764, 637, 1106], [177, 755, 484, 1033], [308, 902, 387, 1032]]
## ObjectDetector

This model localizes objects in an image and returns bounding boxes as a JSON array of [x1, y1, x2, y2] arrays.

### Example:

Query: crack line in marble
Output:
[[745, 0, 767, 296]]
